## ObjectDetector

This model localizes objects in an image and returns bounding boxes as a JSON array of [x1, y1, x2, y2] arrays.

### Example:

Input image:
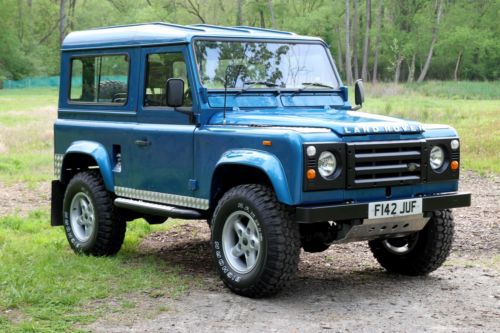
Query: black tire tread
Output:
[[368, 209, 454, 275], [65, 171, 126, 256], [211, 184, 300, 298]]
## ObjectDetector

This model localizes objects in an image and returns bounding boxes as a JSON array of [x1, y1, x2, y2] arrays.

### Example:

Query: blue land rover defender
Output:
[[51, 23, 471, 297]]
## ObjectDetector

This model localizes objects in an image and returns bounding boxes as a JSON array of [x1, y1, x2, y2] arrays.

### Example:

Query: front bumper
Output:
[[295, 192, 471, 223]]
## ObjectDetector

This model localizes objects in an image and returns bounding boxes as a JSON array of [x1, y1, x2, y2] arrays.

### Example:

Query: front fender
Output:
[[64, 141, 114, 191], [216, 149, 292, 205]]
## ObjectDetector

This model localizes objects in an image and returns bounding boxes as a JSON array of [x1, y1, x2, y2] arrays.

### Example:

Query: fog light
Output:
[[306, 169, 316, 180], [451, 139, 459, 150], [450, 160, 459, 171]]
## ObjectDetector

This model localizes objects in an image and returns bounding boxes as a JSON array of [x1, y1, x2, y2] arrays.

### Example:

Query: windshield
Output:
[[194, 40, 339, 90]]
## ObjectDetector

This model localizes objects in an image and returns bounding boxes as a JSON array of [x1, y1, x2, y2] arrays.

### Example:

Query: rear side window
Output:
[[69, 54, 129, 104]]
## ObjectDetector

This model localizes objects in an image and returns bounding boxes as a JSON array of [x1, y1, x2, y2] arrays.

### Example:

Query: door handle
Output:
[[134, 139, 151, 147]]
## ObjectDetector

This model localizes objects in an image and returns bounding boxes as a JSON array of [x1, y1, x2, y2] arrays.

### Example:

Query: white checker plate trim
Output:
[[115, 186, 209, 210], [54, 154, 64, 179]]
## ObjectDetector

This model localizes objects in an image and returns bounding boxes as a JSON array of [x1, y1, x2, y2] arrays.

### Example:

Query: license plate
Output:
[[368, 198, 422, 219]]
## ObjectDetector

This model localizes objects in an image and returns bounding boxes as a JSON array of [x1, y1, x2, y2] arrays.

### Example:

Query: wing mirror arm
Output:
[[166, 78, 195, 123], [351, 79, 365, 111]]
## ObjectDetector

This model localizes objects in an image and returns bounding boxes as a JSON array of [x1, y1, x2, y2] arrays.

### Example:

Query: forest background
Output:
[[0, 0, 498, 84]]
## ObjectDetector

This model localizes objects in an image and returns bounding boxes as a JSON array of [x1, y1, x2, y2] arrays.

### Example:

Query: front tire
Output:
[[63, 171, 126, 256], [368, 209, 454, 275], [211, 184, 300, 298]]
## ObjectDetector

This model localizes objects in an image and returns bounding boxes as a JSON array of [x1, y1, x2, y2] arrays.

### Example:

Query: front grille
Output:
[[346, 140, 427, 188]]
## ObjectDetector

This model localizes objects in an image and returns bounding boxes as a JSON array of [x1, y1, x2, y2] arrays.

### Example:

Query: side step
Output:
[[114, 198, 202, 220]]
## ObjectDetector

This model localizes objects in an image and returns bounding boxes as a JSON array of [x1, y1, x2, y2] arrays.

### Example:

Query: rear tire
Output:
[[63, 171, 126, 256], [368, 209, 454, 275], [210, 184, 300, 298]]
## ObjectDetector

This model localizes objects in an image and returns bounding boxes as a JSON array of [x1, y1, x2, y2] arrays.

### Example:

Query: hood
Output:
[[208, 109, 424, 136]]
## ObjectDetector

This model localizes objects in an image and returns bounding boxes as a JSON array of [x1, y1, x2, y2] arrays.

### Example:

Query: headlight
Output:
[[430, 146, 445, 170], [318, 151, 336, 178]]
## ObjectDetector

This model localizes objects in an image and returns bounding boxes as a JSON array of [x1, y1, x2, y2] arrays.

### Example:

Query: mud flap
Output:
[[51, 180, 65, 226]]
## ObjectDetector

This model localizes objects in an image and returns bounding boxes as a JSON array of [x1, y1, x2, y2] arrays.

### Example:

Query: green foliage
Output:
[[0, 0, 498, 82]]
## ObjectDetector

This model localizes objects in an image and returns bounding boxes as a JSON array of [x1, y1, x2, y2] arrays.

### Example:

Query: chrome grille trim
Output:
[[347, 140, 427, 188]]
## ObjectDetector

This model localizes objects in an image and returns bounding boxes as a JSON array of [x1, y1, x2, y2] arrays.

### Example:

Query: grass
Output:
[[0, 88, 59, 112], [366, 80, 500, 100], [0, 89, 57, 185], [0, 211, 190, 332], [0, 81, 498, 331], [361, 82, 500, 174], [407, 81, 500, 100]]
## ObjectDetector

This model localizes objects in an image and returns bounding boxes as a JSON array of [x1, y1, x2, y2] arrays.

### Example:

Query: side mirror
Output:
[[166, 78, 184, 107], [352, 79, 365, 110]]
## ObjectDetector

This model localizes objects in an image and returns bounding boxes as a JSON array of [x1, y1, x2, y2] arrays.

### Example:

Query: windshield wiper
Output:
[[238, 81, 281, 95], [299, 82, 335, 89], [292, 82, 335, 96], [243, 81, 279, 88]]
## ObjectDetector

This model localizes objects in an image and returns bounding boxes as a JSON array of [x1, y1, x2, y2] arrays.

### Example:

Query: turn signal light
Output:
[[307, 169, 316, 180], [450, 160, 459, 171], [262, 140, 272, 146]]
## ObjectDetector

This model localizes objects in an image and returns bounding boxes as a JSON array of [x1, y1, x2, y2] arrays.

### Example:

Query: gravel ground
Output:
[[0, 172, 497, 332], [86, 171, 499, 333]]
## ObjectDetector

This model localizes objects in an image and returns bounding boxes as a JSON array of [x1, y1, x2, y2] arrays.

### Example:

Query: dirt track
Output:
[[0, 172, 497, 332], [84, 171, 499, 333]]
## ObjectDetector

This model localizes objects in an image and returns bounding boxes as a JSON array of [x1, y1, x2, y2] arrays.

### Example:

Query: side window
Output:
[[70, 54, 129, 104], [144, 53, 192, 107]]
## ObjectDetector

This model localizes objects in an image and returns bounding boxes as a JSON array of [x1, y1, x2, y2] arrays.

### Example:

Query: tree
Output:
[[344, 0, 353, 84], [371, 0, 382, 83], [336, 24, 344, 75], [417, 0, 444, 82], [1, 0, 498, 82], [181, 0, 207, 23], [59, 0, 66, 45], [267, 0, 276, 28], [247, 0, 268, 28], [352, 0, 359, 79], [236, 0, 244, 25], [361, 0, 371, 81]]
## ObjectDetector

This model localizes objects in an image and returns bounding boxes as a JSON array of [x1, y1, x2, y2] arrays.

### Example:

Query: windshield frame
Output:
[[191, 37, 343, 92]]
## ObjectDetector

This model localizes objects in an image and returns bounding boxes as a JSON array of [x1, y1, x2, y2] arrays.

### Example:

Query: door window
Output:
[[144, 53, 192, 107]]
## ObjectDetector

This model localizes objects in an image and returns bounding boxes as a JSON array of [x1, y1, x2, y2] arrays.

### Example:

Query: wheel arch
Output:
[[210, 150, 293, 209], [60, 141, 114, 191]]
